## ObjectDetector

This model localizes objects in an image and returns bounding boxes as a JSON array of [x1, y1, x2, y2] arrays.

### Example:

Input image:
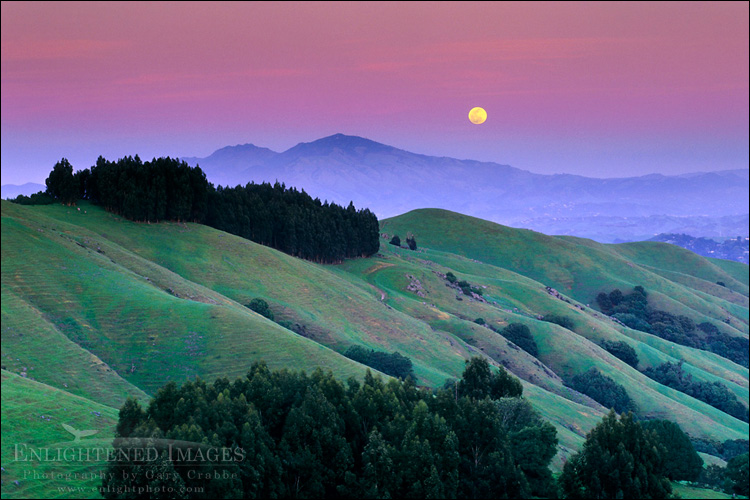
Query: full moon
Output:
[[468, 107, 487, 124]]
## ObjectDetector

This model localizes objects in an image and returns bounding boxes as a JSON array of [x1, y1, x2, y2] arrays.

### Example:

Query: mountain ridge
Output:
[[180, 133, 749, 243]]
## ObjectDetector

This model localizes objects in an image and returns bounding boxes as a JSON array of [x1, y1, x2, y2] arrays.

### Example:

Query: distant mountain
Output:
[[1, 182, 45, 200], [181, 133, 749, 242], [648, 233, 749, 264]]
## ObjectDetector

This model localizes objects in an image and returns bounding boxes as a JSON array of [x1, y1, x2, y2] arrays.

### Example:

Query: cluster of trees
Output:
[[699, 453, 749, 497], [343, 346, 415, 380], [540, 314, 575, 330], [102, 358, 559, 499], [596, 286, 749, 368], [30, 156, 380, 264], [568, 368, 637, 414], [82, 156, 209, 222], [693, 438, 748, 465], [600, 340, 639, 368], [642, 361, 749, 423], [493, 323, 539, 357]]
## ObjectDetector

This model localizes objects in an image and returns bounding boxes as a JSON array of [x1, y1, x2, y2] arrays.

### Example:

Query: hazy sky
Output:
[[2, 1, 748, 185]]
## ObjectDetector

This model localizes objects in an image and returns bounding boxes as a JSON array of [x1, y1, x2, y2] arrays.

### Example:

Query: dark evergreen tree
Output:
[[460, 357, 523, 400], [390, 235, 401, 247], [45, 158, 78, 205], [406, 234, 417, 251]]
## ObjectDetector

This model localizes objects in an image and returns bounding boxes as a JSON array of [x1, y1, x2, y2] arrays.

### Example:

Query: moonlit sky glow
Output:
[[2, 1, 748, 185]]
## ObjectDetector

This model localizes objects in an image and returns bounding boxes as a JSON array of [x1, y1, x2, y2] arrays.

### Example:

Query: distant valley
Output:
[[648, 233, 749, 265]]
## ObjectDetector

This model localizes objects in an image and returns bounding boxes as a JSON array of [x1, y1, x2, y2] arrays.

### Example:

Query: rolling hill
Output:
[[1, 200, 748, 498]]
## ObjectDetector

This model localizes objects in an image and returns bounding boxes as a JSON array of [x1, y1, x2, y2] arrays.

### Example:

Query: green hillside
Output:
[[2, 201, 748, 498], [1, 370, 119, 499]]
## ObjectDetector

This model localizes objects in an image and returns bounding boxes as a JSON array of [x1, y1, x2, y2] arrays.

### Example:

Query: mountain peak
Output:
[[209, 143, 277, 157], [283, 133, 396, 157]]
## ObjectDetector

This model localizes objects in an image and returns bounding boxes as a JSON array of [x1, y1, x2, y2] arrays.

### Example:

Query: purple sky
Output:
[[2, 1, 748, 185]]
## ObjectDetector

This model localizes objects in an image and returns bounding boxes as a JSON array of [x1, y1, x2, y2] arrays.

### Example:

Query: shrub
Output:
[[611, 313, 651, 333], [246, 298, 274, 321], [499, 323, 539, 357], [9, 191, 56, 205], [600, 340, 639, 368], [568, 368, 636, 414], [541, 314, 574, 330], [389, 235, 401, 246], [344, 346, 414, 379], [445, 272, 457, 283]]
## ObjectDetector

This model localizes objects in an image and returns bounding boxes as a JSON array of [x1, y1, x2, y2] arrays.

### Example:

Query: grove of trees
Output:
[[33, 156, 380, 264], [102, 358, 558, 499]]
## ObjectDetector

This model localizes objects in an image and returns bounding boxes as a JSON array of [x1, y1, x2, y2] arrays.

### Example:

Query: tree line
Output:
[[19, 156, 381, 264], [642, 361, 749, 423], [596, 286, 748, 368]]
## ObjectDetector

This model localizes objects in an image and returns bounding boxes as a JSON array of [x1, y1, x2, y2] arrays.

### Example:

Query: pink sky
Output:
[[2, 1, 748, 185]]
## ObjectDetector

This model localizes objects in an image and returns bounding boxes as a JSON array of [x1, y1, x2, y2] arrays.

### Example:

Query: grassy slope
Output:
[[378, 210, 748, 438], [379, 210, 747, 332], [20, 201, 470, 387], [2, 202, 748, 498], [1, 201, 378, 399], [343, 244, 748, 440], [0, 370, 119, 499], [670, 482, 740, 499], [1, 284, 149, 408]]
